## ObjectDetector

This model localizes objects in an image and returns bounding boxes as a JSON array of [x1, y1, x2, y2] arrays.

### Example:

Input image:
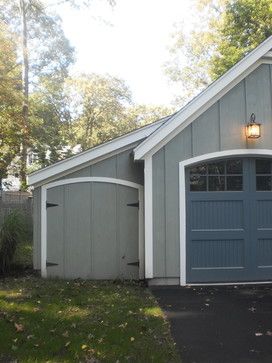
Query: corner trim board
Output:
[[144, 156, 153, 278], [179, 149, 272, 286], [40, 177, 144, 279]]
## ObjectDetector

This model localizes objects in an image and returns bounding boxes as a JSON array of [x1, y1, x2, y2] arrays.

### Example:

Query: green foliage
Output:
[[0, 211, 26, 274], [210, 0, 272, 79], [0, 278, 180, 362], [0, 21, 22, 182], [66, 74, 173, 150], [0, 0, 75, 183], [165, 0, 272, 105]]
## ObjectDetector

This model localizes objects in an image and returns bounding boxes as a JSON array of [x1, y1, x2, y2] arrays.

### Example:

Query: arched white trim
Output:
[[179, 149, 272, 286], [41, 177, 144, 279], [45, 177, 143, 191]]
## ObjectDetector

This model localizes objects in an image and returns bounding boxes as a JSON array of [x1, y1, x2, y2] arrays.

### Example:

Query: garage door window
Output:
[[190, 159, 243, 192], [256, 159, 272, 191]]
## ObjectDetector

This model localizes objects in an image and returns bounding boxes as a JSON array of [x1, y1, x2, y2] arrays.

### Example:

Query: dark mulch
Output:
[[151, 284, 272, 363]]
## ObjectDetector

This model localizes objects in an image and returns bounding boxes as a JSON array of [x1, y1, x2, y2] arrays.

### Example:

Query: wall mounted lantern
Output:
[[246, 113, 261, 139]]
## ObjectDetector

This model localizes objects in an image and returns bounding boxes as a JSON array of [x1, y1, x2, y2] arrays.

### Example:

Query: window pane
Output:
[[190, 164, 207, 175], [226, 159, 242, 174], [256, 159, 271, 174], [226, 176, 243, 191], [208, 162, 225, 175], [208, 176, 225, 191], [256, 176, 272, 191], [190, 175, 207, 191]]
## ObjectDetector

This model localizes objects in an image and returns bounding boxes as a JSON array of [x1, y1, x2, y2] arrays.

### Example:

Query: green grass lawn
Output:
[[0, 277, 180, 363]]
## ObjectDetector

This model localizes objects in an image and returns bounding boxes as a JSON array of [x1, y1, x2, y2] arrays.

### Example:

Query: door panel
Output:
[[47, 187, 64, 277], [64, 183, 91, 279], [186, 157, 272, 283], [46, 182, 139, 280], [118, 186, 139, 279]]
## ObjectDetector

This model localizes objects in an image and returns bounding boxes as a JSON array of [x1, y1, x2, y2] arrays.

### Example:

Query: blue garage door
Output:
[[186, 158, 272, 283]]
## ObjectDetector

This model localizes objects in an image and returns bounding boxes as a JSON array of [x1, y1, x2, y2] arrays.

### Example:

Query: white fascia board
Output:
[[134, 37, 272, 160], [28, 120, 164, 186]]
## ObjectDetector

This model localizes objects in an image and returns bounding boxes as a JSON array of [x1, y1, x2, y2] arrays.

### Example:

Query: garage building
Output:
[[29, 36, 272, 285]]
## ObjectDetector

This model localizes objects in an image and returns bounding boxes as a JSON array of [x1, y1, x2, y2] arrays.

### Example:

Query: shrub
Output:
[[0, 210, 26, 274]]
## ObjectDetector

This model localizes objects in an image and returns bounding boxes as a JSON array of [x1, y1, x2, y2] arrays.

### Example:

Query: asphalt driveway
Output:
[[151, 285, 272, 363]]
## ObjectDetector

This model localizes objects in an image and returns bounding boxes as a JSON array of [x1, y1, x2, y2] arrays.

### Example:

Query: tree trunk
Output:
[[20, 0, 29, 190]]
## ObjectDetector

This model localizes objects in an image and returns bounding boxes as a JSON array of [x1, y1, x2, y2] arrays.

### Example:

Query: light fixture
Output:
[[246, 113, 261, 139]]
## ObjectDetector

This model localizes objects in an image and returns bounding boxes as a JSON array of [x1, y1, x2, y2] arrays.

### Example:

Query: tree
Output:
[[164, 0, 272, 106], [210, 0, 272, 79], [0, 0, 74, 188], [0, 21, 22, 190], [124, 104, 174, 128], [65, 74, 173, 150], [65, 74, 132, 150]]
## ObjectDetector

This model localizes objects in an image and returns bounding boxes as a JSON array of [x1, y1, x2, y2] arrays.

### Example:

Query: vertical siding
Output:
[[220, 81, 246, 150], [152, 63, 272, 278], [192, 102, 220, 156], [61, 149, 144, 183], [245, 64, 272, 149]]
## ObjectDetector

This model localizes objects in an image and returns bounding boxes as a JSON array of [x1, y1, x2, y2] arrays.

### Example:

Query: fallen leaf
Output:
[[130, 337, 135, 342], [65, 341, 71, 347], [15, 323, 24, 332], [82, 344, 88, 350]]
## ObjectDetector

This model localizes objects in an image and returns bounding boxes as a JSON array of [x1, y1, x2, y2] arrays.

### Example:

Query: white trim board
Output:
[[28, 117, 166, 187], [144, 156, 153, 278], [188, 281, 272, 286], [134, 37, 272, 160], [179, 149, 272, 286], [41, 177, 144, 279]]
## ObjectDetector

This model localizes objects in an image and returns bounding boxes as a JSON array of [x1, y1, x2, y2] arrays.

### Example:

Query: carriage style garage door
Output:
[[186, 158, 272, 283], [45, 181, 140, 280]]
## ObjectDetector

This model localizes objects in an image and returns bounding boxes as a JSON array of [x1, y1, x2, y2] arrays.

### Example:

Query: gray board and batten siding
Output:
[[33, 148, 144, 279], [152, 63, 272, 279]]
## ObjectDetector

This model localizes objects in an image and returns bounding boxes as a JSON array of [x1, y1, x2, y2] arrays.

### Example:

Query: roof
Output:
[[28, 116, 170, 186], [134, 36, 272, 160]]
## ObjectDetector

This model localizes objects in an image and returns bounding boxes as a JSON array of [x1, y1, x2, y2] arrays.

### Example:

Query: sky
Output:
[[56, 0, 194, 107]]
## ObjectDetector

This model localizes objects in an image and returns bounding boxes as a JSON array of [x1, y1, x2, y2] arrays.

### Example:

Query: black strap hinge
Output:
[[127, 201, 139, 208], [127, 261, 139, 267], [46, 261, 59, 267], [46, 202, 59, 209]]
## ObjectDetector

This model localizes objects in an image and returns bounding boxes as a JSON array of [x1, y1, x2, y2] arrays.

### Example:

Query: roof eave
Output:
[[28, 119, 165, 186]]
